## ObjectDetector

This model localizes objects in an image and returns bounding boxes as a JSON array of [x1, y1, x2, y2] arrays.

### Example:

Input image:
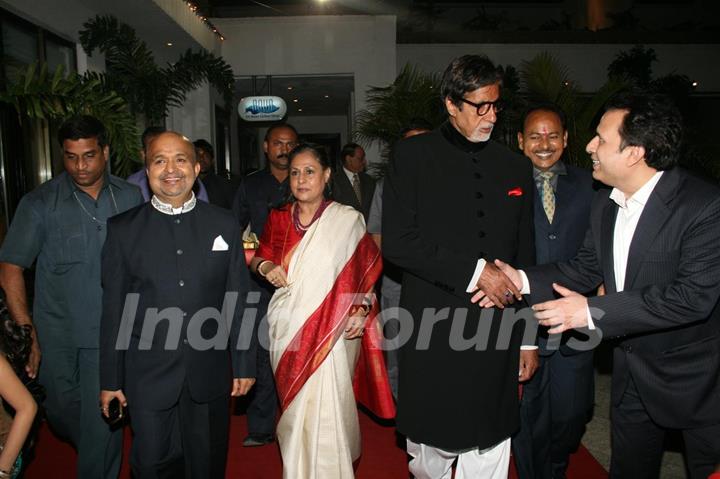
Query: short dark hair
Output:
[[142, 126, 166, 151], [520, 103, 568, 132], [340, 143, 362, 162], [57, 115, 108, 148], [440, 55, 503, 107], [264, 123, 298, 142], [604, 92, 683, 171], [0, 303, 33, 372], [193, 139, 214, 158], [400, 118, 433, 138]]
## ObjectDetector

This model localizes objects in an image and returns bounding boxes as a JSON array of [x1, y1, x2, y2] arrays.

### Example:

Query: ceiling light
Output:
[[692, 81, 698, 87], [166, 42, 173, 46], [324, 95, 329, 98], [298, 108, 303, 112], [287, 86, 293, 90], [293, 99, 299, 103]]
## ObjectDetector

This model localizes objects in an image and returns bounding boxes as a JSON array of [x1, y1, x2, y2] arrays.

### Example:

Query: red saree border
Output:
[[352, 299, 397, 419], [274, 234, 383, 414]]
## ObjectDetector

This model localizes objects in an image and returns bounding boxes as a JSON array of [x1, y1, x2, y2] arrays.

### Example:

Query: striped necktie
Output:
[[352, 173, 362, 203]]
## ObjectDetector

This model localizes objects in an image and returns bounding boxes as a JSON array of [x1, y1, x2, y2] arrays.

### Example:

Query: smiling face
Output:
[[63, 137, 108, 191], [289, 151, 331, 206], [445, 82, 500, 143], [518, 109, 568, 171], [146, 132, 200, 207], [585, 109, 635, 189]]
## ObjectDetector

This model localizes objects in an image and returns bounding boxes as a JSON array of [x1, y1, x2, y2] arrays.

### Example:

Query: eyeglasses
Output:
[[459, 98, 504, 116]]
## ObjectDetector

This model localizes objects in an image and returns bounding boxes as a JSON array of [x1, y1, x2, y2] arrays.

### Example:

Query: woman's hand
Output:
[[262, 263, 289, 288], [344, 305, 369, 340]]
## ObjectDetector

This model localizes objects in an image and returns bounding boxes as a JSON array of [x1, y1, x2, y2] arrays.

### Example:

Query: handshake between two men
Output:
[[470, 259, 590, 335]]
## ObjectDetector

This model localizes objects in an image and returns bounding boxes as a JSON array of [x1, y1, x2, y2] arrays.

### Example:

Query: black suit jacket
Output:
[[331, 168, 375, 222], [383, 123, 535, 450], [526, 167, 720, 428], [100, 201, 255, 410], [202, 172, 237, 210], [533, 164, 597, 356]]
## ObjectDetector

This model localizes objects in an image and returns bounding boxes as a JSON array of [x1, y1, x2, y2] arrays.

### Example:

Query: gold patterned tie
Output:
[[540, 171, 555, 223], [352, 173, 362, 203]]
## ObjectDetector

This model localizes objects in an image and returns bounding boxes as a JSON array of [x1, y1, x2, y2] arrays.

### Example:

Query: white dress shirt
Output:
[[518, 171, 664, 328], [610, 171, 664, 292], [343, 166, 357, 184]]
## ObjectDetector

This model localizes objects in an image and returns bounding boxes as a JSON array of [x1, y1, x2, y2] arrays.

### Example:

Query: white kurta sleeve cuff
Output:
[[466, 259, 487, 293], [586, 305, 596, 330], [518, 270, 531, 295]]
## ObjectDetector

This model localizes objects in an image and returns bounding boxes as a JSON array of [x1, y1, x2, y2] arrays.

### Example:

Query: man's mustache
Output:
[[159, 173, 185, 180]]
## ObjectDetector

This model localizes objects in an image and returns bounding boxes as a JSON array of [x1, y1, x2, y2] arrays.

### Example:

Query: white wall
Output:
[[216, 15, 397, 169], [398, 43, 720, 93], [166, 83, 213, 143]]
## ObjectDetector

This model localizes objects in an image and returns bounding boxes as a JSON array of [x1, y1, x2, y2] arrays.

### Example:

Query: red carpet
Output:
[[25, 412, 606, 478]]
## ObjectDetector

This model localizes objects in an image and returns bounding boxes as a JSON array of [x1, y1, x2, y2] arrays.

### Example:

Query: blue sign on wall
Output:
[[238, 96, 287, 121]]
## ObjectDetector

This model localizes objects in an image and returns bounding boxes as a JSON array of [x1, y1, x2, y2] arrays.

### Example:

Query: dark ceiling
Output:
[[198, 0, 411, 18]]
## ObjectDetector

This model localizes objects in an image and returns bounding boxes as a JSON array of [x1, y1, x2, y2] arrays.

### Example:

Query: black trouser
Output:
[[245, 342, 278, 437], [245, 303, 278, 438], [512, 350, 595, 479], [129, 382, 230, 478], [610, 374, 720, 479]]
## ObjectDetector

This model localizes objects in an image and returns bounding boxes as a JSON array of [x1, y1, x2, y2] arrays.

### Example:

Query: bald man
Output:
[[100, 132, 256, 478]]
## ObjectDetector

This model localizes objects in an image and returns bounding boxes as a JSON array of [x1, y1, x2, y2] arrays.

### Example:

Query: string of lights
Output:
[[183, 1, 225, 41]]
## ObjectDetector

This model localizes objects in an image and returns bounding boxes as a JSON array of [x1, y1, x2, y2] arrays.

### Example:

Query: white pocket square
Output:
[[212, 235, 229, 251]]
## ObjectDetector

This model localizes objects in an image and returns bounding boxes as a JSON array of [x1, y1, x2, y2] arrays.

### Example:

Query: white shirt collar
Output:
[[343, 166, 357, 184], [151, 192, 197, 215], [609, 171, 664, 210]]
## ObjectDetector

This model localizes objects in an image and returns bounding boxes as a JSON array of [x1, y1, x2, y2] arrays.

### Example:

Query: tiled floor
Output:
[[582, 345, 686, 478]]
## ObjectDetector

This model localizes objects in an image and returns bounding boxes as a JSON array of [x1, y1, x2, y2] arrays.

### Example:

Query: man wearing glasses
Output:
[[232, 123, 299, 447], [383, 55, 536, 478]]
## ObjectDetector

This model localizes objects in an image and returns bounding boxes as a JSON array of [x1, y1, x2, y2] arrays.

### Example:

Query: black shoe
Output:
[[242, 434, 275, 447]]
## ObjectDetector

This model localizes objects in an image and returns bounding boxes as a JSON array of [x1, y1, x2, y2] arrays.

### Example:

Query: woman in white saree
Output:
[[249, 144, 393, 478]]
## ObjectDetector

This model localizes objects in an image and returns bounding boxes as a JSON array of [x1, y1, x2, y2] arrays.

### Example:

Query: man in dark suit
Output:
[[194, 139, 237, 209], [332, 143, 375, 222], [482, 93, 720, 479], [99, 132, 256, 478], [383, 54, 536, 478], [232, 123, 298, 447], [511, 104, 596, 479]]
